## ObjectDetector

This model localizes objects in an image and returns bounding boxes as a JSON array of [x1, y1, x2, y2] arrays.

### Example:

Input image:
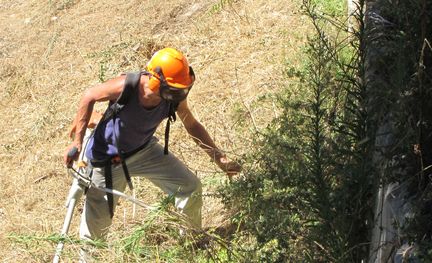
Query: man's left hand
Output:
[[215, 155, 242, 177]]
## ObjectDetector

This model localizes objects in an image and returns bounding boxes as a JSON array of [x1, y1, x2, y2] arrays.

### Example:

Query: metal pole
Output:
[[53, 179, 85, 263]]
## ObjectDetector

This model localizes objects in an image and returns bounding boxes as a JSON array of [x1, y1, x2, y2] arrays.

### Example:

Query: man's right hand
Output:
[[64, 143, 81, 168]]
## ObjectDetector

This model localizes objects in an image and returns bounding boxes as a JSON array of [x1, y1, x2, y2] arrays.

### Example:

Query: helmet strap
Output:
[[154, 66, 167, 86]]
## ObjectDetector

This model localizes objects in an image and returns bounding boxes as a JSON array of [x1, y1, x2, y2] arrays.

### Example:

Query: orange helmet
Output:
[[146, 48, 195, 92]]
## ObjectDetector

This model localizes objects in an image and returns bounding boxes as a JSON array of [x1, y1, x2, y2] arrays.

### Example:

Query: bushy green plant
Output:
[[219, 0, 377, 262], [220, 0, 432, 261]]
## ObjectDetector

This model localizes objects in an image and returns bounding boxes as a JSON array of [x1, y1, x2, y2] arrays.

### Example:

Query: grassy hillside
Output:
[[0, 0, 308, 261]]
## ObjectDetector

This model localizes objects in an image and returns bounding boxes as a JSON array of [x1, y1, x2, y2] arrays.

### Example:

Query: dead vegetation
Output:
[[0, 0, 308, 261]]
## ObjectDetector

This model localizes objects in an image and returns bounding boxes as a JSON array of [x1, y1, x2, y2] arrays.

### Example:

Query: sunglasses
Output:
[[153, 66, 195, 103]]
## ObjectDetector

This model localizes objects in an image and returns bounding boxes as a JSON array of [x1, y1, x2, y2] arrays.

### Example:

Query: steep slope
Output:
[[0, 0, 307, 261]]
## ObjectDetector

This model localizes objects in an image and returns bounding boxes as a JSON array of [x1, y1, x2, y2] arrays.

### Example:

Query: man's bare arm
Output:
[[64, 76, 125, 165], [177, 100, 241, 176]]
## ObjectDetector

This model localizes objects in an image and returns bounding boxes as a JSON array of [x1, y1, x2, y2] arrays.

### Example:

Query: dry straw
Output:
[[0, 0, 308, 261]]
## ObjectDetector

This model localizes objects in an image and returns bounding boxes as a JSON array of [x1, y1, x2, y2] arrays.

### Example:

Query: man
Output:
[[64, 47, 241, 244]]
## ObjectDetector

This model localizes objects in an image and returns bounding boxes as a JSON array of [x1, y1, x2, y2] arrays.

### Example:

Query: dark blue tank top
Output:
[[85, 88, 170, 160]]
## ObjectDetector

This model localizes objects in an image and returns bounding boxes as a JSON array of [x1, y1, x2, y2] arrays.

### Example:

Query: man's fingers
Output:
[[215, 156, 242, 176], [224, 162, 242, 177], [64, 145, 80, 167], [227, 161, 242, 171], [68, 126, 76, 139]]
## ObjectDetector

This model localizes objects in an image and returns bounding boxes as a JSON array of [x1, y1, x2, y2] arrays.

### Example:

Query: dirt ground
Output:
[[0, 0, 309, 261]]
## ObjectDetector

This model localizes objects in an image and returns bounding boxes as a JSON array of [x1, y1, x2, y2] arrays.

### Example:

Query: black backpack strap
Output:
[[101, 72, 142, 122], [112, 72, 142, 190], [164, 102, 179, 155], [87, 72, 142, 218], [101, 72, 142, 217], [117, 72, 142, 104], [103, 163, 115, 218], [117, 72, 142, 190]]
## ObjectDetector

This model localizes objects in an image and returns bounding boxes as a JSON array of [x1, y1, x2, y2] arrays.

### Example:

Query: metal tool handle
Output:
[[68, 146, 78, 157], [53, 146, 81, 262]]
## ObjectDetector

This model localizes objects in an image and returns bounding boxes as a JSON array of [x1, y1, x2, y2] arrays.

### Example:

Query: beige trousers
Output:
[[79, 137, 202, 241]]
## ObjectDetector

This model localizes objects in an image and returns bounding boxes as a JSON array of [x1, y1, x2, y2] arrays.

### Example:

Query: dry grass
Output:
[[0, 0, 310, 261]]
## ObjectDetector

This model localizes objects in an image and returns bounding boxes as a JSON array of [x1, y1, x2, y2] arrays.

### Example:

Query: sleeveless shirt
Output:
[[85, 87, 170, 160]]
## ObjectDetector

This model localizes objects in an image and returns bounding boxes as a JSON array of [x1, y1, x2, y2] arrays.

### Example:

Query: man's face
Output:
[[143, 82, 161, 100], [149, 66, 194, 103], [159, 83, 190, 102]]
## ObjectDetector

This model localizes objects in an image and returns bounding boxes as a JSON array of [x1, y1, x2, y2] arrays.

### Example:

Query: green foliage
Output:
[[219, 0, 375, 261], [310, 0, 346, 17], [219, 64, 314, 262], [8, 232, 106, 248]]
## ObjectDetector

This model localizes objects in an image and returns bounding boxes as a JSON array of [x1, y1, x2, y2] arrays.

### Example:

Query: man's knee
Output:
[[183, 173, 202, 197], [80, 207, 112, 241], [79, 188, 114, 240], [192, 177, 202, 193]]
